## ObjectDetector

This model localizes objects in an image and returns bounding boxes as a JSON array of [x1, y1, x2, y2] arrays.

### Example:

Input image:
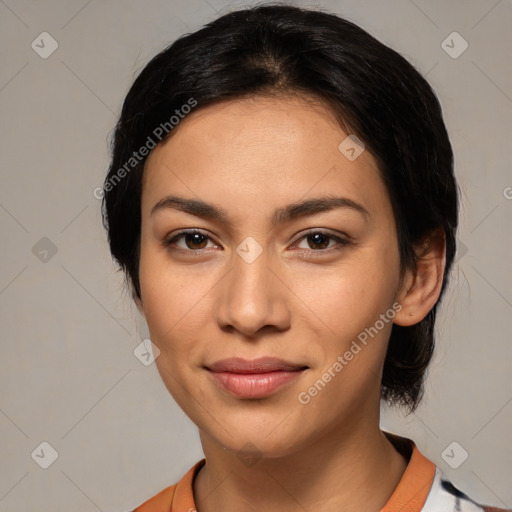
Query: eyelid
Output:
[[290, 227, 351, 244], [289, 229, 352, 254], [164, 227, 352, 254], [163, 228, 219, 249]]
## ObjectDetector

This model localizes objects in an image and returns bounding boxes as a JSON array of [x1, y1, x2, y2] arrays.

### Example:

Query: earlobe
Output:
[[393, 229, 446, 327]]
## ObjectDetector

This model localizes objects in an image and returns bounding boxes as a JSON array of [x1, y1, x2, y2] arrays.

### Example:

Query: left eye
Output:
[[294, 231, 349, 251]]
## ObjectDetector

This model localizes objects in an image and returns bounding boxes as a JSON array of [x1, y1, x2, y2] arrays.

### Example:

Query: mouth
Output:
[[205, 357, 309, 399]]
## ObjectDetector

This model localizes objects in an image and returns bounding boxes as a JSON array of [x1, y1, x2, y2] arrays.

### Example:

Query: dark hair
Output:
[[102, 3, 459, 412]]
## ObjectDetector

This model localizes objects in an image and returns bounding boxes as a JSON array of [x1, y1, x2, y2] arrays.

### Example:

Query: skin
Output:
[[137, 95, 446, 512]]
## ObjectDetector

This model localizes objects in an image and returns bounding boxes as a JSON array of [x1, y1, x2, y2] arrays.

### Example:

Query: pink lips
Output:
[[206, 357, 307, 399]]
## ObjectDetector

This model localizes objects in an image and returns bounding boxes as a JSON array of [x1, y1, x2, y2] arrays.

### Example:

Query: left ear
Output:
[[393, 228, 446, 327]]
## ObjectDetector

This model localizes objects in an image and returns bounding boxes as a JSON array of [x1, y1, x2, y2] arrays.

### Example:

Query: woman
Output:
[[102, 4, 509, 511]]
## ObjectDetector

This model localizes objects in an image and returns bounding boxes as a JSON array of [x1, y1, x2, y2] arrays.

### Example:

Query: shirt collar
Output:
[[169, 438, 436, 512]]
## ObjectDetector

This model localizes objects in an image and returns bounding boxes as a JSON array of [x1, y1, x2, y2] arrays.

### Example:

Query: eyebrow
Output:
[[150, 194, 369, 228]]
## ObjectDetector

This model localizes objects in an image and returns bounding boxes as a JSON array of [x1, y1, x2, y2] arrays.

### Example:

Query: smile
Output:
[[205, 357, 308, 399]]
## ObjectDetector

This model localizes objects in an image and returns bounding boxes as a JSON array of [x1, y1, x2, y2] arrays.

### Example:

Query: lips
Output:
[[206, 357, 308, 399], [207, 357, 306, 373]]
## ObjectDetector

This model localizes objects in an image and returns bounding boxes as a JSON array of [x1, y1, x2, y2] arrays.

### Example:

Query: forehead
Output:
[[141, 95, 389, 222]]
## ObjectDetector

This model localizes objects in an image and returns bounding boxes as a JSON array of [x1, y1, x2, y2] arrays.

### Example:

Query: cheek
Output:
[[139, 245, 187, 352], [293, 255, 398, 331], [140, 280, 196, 355], [293, 266, 397, 419], [139, 260, 208, 409], [138, 243, 220, 378], [140, 234, 191, 316]]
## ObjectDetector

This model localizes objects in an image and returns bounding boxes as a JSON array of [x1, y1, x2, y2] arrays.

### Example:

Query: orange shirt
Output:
[[133, 440, 438, 512], [132, 436, 511, 511]]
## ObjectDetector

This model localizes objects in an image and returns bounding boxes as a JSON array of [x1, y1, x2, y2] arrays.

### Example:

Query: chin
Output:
[[201, 416, 310, 461]]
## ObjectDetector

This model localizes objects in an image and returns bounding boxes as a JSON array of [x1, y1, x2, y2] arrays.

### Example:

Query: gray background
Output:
[[0, 0, 511, 510]]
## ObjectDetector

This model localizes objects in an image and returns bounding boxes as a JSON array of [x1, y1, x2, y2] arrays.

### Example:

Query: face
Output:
[[138, 95, 404, 458]]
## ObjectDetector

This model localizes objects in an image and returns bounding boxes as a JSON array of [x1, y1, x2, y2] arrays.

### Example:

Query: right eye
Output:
[[163, 229, 220, 252]]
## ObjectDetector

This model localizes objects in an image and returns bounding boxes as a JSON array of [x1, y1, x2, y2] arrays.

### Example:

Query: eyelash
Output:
[[163, 229, 352, 256]]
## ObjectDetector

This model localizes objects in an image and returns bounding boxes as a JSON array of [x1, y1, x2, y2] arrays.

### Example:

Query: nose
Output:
[[215, 245, 291, 338]]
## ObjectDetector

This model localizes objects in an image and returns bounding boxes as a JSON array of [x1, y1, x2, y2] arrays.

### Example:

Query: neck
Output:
[[193, 419, 408, 512]]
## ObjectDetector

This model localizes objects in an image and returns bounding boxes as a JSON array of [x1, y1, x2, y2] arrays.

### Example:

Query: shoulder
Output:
[[131, 483, 177, 512], [131, 459, 205, 512], [422, 467, 511, 512]]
